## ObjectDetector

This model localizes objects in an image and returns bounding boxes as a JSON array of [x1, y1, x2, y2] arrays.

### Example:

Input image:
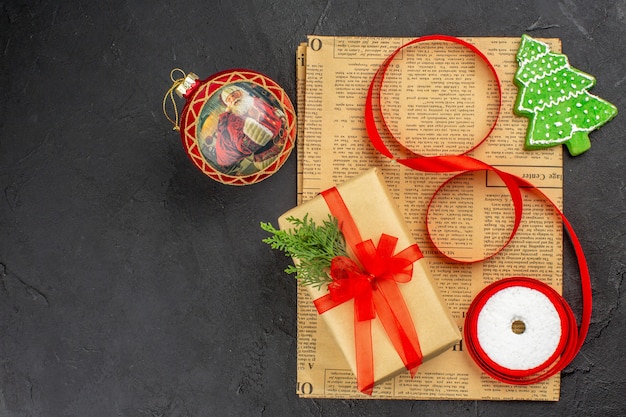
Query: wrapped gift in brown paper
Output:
[[278, 168, 461, 394]]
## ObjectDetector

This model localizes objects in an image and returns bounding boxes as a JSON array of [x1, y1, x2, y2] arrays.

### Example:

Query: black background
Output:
[[1, 0, 625, 416]]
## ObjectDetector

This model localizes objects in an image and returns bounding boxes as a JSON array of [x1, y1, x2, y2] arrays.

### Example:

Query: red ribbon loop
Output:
[[363, 35, 592, 385], [312, 187, 424, 395]]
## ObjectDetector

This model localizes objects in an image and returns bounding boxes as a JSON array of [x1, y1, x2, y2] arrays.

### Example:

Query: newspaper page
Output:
[[294, 36, 563, 400]]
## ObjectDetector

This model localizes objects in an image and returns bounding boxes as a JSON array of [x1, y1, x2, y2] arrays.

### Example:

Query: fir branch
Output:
[[261, 214, 347, 289]]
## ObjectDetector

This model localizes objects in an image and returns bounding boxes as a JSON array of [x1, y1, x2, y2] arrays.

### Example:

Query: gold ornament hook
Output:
[[162, 69, 198, 132], [162, 68, 186, 131]]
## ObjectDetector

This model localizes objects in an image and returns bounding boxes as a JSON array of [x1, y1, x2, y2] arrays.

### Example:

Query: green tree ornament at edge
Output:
[[514, 34, 618, 156]]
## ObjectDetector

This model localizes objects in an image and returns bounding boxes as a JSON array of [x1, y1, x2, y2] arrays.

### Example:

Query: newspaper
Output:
[[294, 36, 563, 400]]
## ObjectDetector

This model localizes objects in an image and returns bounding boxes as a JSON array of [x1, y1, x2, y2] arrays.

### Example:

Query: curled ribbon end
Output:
[[408, 362, 421, 378]]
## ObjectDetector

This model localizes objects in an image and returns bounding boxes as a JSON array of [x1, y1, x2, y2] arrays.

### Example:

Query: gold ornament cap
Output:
[[174, 72, 199, 98]]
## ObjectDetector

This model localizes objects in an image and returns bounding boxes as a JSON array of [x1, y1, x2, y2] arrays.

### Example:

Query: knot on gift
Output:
[[320, 234, 417, 322]]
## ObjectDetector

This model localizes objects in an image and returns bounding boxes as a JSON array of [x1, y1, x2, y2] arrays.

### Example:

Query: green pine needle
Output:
[[261, 214, 347, 289]]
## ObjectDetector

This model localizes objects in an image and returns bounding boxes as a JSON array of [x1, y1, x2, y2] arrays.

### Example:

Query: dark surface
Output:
[[1, 0, 625, 416]]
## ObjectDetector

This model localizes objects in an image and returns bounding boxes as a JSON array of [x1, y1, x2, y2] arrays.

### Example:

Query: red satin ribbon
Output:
[[313, 187, 424, 395], [364, 35, 592, 384]]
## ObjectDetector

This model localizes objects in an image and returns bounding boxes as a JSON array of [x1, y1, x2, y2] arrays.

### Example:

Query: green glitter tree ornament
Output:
[[513, 34, 617, 156]]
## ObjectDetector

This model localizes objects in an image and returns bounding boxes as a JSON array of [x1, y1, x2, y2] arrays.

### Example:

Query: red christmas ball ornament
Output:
[[164, 68, 296, 185]]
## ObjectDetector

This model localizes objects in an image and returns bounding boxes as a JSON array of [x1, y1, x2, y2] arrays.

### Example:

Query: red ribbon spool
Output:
[[464, 277, 580, 384], [364, 35, 592, 384]]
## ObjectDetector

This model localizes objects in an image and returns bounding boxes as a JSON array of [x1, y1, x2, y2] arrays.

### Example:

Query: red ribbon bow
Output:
[[313, 187, 424, 395]]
